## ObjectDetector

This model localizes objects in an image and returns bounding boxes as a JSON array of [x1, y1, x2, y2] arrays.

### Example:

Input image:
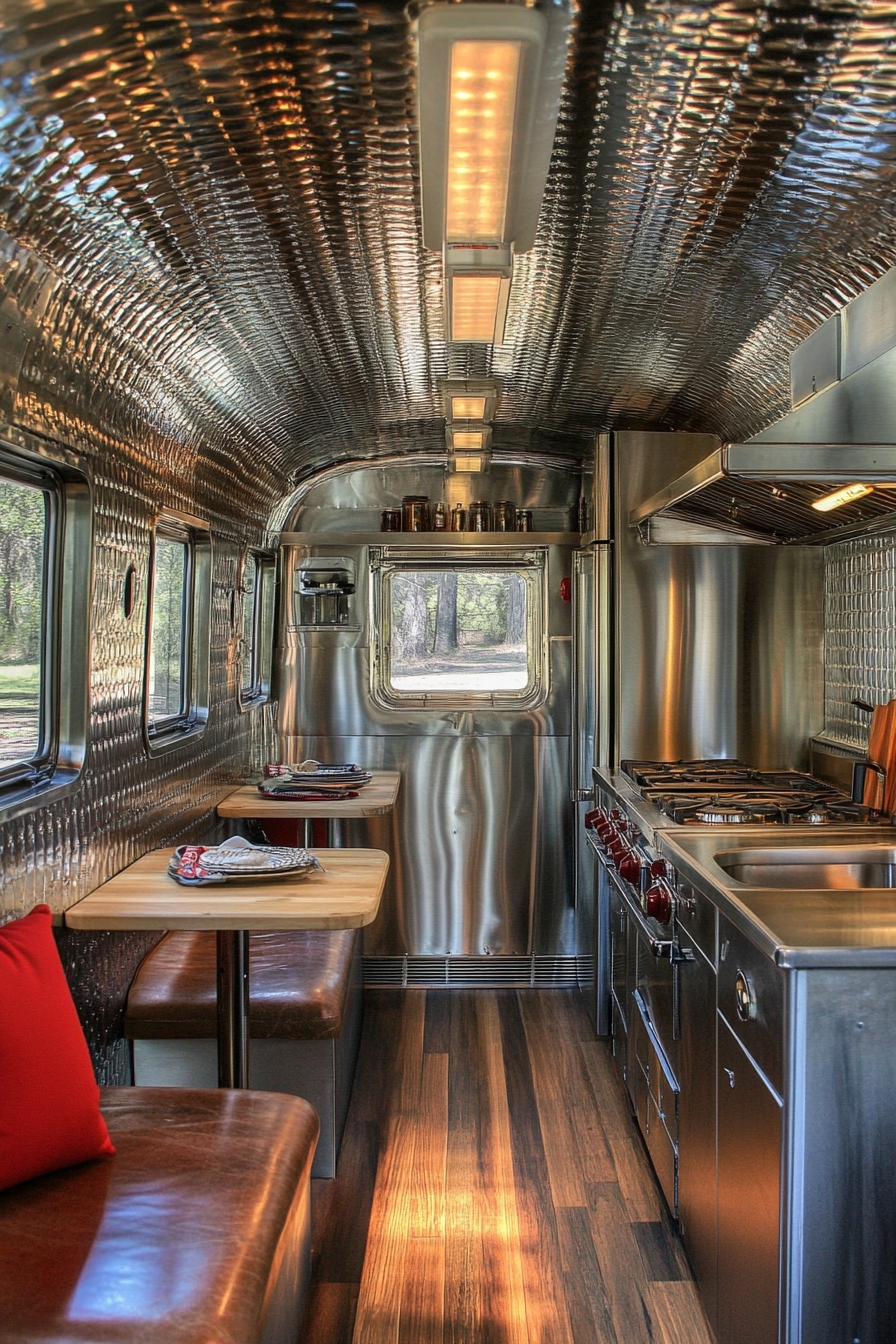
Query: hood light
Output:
[[811, 483, 874, 512]]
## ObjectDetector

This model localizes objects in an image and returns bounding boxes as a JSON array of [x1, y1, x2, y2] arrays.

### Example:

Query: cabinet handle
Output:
[[735, 969, 757, 1022], [724, 1067, 735, 1088]]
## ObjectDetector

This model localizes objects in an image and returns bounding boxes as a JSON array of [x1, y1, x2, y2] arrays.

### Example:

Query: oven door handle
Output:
[[588, 834, 675, 959]]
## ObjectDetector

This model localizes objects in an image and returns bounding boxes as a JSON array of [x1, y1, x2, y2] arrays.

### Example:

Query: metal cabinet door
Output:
[[717, 1015, 783, 1344], [677, 942, 718, 1332], [607, 875, 633, 1087]]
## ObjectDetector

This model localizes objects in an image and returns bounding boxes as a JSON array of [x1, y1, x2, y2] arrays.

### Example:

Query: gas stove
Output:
[[621, 758, 881, 827]]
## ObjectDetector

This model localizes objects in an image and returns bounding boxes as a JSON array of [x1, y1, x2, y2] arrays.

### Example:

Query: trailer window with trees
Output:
[[238, 550, 276, 709], [375, 556, 545, 707], [0, 475, 49, 772], [145, 514, 211, 752]]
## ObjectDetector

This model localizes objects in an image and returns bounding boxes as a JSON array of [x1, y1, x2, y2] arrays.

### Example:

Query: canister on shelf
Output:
[[433, 503, 447, 531], [516, 509, 533, 532], [381, 508, 402, 532], [402, 495, 430, 531], [450, 504, 467, 532], [468, 501, 492, 531], [493, 500, 515, 531]]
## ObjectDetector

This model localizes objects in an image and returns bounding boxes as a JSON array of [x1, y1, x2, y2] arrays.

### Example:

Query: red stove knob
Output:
[[608, 834, 628, 864], [584, 808, 605, 831], [618, 850, 643, 885], [599, 821, 619, 846], [650, 859, 670, 879], [645, 882, 673, 925], [596, 815, 616, 841]]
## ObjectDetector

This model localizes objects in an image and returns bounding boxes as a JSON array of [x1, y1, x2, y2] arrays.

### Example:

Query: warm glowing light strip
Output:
[[446, 40, 520, 243], [450, 273, 502, 341], [811, 483, 874, 512], [453, 430, 484, 450], [450, 395, 487, 419], [454, 454, 486, 472]]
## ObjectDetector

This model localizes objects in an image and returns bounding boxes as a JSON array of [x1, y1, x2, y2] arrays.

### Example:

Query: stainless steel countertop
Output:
[[658, 827, 896, 968]]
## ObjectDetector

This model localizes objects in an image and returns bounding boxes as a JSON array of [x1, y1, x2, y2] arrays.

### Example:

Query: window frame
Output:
[[144, 512, 211, 754], [237, 548, 276, 710], [0, 435, 92, 821], [370, 546, 548, 712]]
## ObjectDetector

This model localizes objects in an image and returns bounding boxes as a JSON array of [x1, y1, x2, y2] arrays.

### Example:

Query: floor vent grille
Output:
[[363, 954, 578, 989]]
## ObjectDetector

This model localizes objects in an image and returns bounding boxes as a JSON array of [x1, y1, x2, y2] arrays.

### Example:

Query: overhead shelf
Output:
[[279, 531, 581, 546]]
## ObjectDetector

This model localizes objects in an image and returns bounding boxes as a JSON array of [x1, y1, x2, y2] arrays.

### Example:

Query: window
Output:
[[238, 550, 275, 708], [0, 440, 91, 818], [0, 476, 48, 773], [145, 515, 211, 751], [372, 552, 546, 709]]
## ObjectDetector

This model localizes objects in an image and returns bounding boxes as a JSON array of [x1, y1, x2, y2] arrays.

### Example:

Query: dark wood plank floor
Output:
[[301, 989, 713, 1344]]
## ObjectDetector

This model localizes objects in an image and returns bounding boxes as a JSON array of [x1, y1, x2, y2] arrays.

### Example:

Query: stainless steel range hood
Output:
[[631, 337, 896, 542], [630, 441, 896, 541]]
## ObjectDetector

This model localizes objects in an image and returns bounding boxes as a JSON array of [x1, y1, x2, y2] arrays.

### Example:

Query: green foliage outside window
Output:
[[0, 479, 46, 764]]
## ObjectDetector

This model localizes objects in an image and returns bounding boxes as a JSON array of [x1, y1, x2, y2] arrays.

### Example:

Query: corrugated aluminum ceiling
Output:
[[2, 0, 896, 500]]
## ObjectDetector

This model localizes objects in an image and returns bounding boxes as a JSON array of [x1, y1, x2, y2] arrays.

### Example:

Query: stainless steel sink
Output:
[[713, 845, 896, 889]]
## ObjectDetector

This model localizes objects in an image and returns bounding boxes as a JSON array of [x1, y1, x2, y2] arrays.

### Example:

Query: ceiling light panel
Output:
[[445, 246, 512, 343], [453, 430, 484, 450], [440, 379, 501, 424], [450, 395, 487, 420], [446, 40, 520, 244], [417, 4, 568, 252], [451, 273, 503, 342]]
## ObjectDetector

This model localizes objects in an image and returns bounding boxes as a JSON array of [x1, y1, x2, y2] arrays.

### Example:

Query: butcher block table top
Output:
[[64, 847, 390, 932], [217, 770, 401, 819]]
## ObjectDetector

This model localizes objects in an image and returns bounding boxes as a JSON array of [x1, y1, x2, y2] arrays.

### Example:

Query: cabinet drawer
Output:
[[676, 876, 716, 964], [632, 990, 679, 1216], [718, 915, 784, 1095]]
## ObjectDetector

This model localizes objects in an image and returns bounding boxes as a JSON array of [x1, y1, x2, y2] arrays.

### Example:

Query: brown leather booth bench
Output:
[[125, 928, 363, 1177], [0, 1087, 318, 1344]]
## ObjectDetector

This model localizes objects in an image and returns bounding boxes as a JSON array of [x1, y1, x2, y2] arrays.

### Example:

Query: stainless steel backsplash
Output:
[[825, 532, 896, 749]]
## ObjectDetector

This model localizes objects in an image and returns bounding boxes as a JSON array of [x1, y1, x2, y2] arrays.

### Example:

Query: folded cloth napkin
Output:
[[169, 837, 323, 884], [262, 762, 372, 789]]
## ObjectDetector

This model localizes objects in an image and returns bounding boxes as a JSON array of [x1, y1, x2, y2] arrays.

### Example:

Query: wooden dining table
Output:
[[65, 846, 390, 1089], [217, 769, 401, 846]]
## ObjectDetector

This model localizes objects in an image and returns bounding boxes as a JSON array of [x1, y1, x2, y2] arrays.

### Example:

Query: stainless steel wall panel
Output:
[[615, 432, 824, 767], [841, 266, 896, 380], [277, 734, 573, 958], [790, 315, 841, 408]]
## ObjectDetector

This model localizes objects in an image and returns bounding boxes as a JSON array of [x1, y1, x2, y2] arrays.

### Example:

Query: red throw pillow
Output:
[[0, 904, 115, 1191]]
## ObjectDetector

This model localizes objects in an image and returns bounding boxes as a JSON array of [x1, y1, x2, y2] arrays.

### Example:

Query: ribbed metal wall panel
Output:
[[825, 532, 896, 750]]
